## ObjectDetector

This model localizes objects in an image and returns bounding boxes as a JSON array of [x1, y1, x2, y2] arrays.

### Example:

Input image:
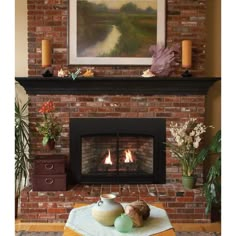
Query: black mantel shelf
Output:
[[15, 76, 220, 95]]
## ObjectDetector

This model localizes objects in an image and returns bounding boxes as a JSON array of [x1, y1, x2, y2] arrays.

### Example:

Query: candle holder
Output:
[[42, 67, 53, 77], [181, 69, 192, 77]]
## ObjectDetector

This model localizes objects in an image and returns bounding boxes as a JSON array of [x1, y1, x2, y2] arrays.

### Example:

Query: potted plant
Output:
[[15, 98, 31, 217], [36, 100, 62, 150], [203, 130, 221, 219], [166, 118, 213, 189]]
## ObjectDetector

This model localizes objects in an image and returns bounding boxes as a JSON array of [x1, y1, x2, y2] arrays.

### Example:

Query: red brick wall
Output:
[[29, 94, 205, 184], [24, 1, 209, 223], [27, 0, 206, 76], [20, 184, 210, 223]]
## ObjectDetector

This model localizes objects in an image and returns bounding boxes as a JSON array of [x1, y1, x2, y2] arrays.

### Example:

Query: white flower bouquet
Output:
[[166, 118, 213, 176]]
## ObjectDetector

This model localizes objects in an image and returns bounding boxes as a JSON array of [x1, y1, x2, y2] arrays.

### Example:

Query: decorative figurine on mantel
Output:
[[82, 68, 94, 77], [57, 68, 70, 77], [149, 43, 180, 77], [71, 68, 81, 80], [141, 69, 155, 77], [70, 67, 95, 79]]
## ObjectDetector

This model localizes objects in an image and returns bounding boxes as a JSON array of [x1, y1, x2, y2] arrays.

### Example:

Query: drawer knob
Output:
[[45, 178, 54, 185], [44, 164, 54, 170]]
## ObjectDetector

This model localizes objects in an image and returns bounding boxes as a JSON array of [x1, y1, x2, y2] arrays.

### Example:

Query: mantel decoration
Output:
[[41, 39, 53, 77], [57, 67, 70, 77], [166, 118, 213, 189], [36, 100, 62, 150], [57, 67, 95, 79], [181, 39, 192, 77], [149, 43, 180, 76], [68, 0, 166, 65]]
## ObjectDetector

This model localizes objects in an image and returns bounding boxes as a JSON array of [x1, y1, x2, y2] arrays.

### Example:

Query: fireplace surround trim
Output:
[[69, 118, 166, 184], [15, 76, 220, 95]]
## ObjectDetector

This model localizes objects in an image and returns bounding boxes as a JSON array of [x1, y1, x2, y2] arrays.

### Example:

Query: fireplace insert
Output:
[[69, 118, 166, 184]]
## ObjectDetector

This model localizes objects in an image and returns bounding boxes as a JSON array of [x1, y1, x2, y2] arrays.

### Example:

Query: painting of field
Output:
[[76, 0, 157, 58]]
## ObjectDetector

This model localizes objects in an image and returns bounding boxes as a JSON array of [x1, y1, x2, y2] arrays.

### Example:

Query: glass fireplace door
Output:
[[81, 134, 154, 178]]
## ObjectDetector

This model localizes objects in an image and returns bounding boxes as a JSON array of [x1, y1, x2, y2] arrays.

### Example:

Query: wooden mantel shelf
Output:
[[15, 76, 220, 95]]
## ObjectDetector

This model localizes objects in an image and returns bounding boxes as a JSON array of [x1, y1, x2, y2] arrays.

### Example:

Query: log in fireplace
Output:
[[69, 118, 166, 184]]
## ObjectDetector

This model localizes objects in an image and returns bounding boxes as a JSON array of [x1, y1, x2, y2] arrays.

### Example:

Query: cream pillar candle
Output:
[[42, 39, 52, 68], [182, 40, 192, 68]]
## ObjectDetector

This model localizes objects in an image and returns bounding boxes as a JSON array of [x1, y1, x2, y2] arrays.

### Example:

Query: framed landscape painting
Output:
[[68, 0, 166, 65]]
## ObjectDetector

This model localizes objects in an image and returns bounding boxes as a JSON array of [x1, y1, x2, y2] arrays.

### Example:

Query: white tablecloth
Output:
[[65, 203, 173, 236]]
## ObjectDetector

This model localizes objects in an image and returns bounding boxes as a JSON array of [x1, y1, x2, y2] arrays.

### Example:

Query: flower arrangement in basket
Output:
[[166, 118, 213, 187], [36, 100, 62, 148]]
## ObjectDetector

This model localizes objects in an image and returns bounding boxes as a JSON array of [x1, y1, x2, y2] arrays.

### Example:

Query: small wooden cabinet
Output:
[[32, 154, 67, 191]]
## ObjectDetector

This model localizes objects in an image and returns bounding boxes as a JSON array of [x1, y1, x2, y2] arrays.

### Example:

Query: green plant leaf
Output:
[[15, 98, 31, 197], [203, 130, 221, 215], [209, 130, 221, 153], [42, 136, 49, 146]]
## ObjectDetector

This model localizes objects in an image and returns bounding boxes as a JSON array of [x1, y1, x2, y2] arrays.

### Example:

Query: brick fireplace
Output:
[[16, 76, 219, 223], [14, 0, 222, 224]]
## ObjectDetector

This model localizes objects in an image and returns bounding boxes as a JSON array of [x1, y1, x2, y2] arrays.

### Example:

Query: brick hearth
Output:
[[20, 183, 209, 223]]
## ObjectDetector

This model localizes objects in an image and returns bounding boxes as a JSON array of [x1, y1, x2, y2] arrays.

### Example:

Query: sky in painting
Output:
[[84, 0, 157, 10]]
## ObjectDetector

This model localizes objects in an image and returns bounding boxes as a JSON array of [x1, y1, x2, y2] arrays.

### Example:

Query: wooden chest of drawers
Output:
[[32, 154, 67, 191]]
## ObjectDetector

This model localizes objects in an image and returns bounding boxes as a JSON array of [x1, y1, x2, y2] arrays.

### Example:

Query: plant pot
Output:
[[211, 203, 221, 222], [15, 196, 18, 218], [182, 175, 197, 189], [46, 139, 55, 150]]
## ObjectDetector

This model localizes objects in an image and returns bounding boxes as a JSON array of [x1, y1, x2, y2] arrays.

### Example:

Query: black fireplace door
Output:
[[69, 118, 166, 184]]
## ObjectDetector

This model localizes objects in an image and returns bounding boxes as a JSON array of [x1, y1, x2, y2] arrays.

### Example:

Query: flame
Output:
[[104, 149, 112, 165], [124, 149, 134, 163]]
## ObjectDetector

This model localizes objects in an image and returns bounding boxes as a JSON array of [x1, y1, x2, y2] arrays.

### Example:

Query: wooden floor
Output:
[[15, 220, 221, 233]]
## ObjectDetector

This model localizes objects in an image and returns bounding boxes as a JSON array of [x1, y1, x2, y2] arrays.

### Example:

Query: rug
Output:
[[176, 232, 221, 236], [16, 231, 221, 236], [15, 232, 63, 236]]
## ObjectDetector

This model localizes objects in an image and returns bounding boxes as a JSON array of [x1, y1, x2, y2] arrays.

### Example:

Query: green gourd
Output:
[[114, 214, 133, 233]]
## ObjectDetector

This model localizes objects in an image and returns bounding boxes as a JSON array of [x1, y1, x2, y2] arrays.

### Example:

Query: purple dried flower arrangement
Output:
[[149, 44, 180, 76]]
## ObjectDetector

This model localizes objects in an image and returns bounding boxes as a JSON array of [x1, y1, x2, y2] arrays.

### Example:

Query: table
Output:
[[63, 203, 176, 236]]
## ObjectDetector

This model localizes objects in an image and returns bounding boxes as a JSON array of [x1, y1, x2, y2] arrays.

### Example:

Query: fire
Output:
[[103, 149, 134, 165], [104, 149, 112, 165], [124, 149, 134, 163]]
